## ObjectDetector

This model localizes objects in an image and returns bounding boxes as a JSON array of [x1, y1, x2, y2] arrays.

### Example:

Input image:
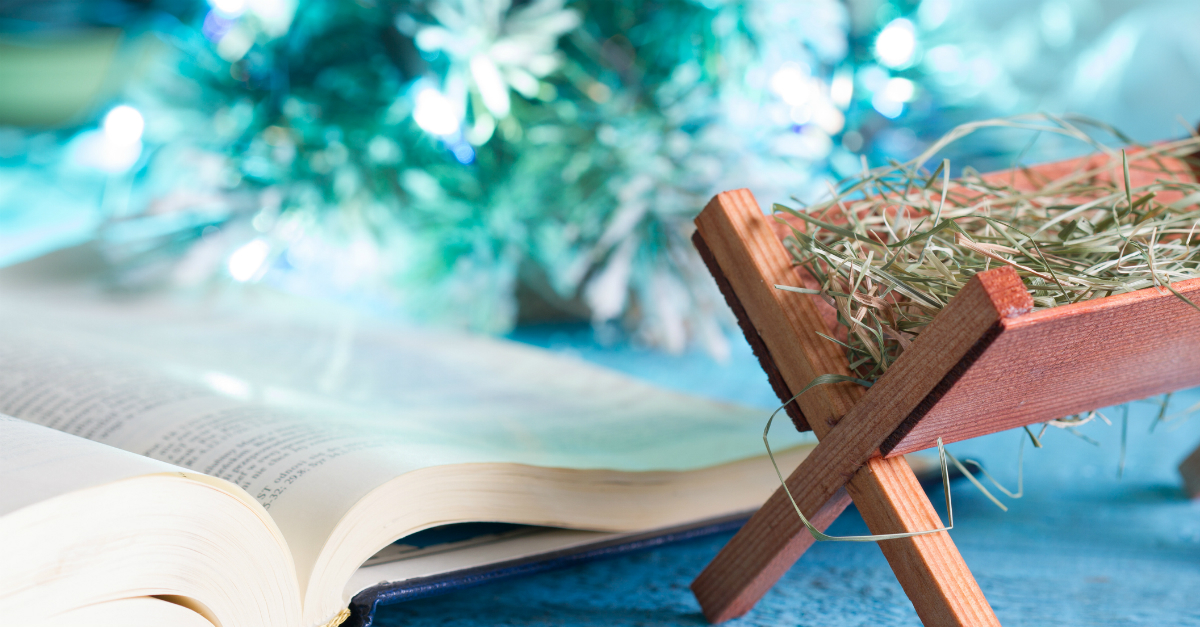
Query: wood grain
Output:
[[693, 231, 809, 431], [690, 190, 999, 626], [693, 189, 859, 429], [691, 264, 1028, 616], [882, 276, 1200, 456], [758, 149, 1200, 457], [830, 266, 1031, 462], [978, 151, 1197, 204], [690, 483, 853, 623], [689, 148, 1200, 625]]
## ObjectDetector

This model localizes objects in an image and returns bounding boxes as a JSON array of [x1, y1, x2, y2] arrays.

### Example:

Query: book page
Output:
[[0, 288, 809, 603], [0, 410, 304, 627], [0, 415, 179, 516]]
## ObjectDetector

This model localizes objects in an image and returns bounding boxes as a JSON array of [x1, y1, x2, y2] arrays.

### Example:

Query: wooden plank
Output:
[[882, 276, 1200, 456], [978, 151, 1196, 205], [749, 150, 1200, 458], [691, 264, 1029, 615], [690, 149, 1200, 623], [690, 485, 852, 623], [690, 190, 1000, 626], [693, 232, 809, 431], [820, 266, 1031, 464], [1181, 443, 1200, 499], [692, 189, 859, 429], [844, 456, 994, 627]]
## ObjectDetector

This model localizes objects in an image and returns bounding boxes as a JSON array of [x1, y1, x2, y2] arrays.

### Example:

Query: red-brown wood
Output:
[[765, 150, 1200, 455], [691, 190, 999, 626], [690, 147, 1200, 626], [979, 150, 1196, 205], [690, 485, 852, 622], [882, 277, 1200, 455]]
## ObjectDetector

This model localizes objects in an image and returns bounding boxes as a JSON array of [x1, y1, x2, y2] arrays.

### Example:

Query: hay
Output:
[[775, 114, 1200, 382]]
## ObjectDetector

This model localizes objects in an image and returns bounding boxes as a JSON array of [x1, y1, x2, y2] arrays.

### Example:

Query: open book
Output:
[[0, 250, 821, 627]]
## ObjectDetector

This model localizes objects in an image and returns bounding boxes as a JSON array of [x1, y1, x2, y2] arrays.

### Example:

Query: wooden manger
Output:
[[688, 152, 1200, 625]]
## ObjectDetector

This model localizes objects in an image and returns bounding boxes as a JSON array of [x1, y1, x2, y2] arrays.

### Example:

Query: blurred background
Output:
[[2, 0, 1199, 355]]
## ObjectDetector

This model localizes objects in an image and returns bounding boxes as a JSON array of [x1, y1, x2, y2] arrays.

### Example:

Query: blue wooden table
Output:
[[375, 325, 1200, 626]]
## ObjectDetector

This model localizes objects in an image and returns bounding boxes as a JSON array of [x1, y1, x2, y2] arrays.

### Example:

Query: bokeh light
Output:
[[102, 105, 144, 146], [5, 0, 1200, 349], [875, 18, 917, 68], [412, 88, 460, 136], [883, 77, 915, 102], [228, 239, 270, 282], [769, 63, 817, 107], [209, 0, 247, 18], [829, 70, 854, 109]]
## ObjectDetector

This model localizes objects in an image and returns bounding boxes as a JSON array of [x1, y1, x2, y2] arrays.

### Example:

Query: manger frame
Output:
[[688, 156, 1200, 626]]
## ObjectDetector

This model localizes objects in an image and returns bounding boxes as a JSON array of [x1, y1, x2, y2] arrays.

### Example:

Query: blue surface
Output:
[[374, 327, 1200, 626]]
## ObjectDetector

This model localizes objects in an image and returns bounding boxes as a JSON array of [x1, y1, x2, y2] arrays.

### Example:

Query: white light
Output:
[[203, 371, 253, 400], [917, 0, 952, 30], [830, 71, 854, 109], [228, 238, 270, 281], [469, 55, 511, 118], [103, 105, 144, 146], [769, 63, 816, 107], [875, 19, 917, 68], [412, 88, 460, 136], [245, 0, 295, 36], [813, 103, 845, 135], [209, 0, 246, 16], [883, 78, 915, 102], [68, 129, 141, 174], [871, 94, 904, 119]]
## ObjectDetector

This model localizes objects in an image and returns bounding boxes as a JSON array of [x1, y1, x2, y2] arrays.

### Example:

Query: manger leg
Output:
[[850, 456, 999, 627], [691, 189, 1000, 625], [690, 474, 852, 623], [692, 454, 998, 626], [1180, 442, 1200, 499]]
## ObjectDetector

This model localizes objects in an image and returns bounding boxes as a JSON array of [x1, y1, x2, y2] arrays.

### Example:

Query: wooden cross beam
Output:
[[689, 155, 1200, 625]]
